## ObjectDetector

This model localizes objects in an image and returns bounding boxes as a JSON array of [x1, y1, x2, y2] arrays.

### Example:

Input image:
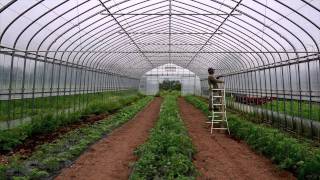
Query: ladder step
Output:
[[212, 128, 228, 130], [208, 88, 230, 135], [206, 120, 225, 123]]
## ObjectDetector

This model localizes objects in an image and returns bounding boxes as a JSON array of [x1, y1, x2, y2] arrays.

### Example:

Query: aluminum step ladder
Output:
[[207, 87, 230, 134]]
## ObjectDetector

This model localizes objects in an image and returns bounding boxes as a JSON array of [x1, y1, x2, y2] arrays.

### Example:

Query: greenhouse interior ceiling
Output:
[[0, 0, 319, 77]]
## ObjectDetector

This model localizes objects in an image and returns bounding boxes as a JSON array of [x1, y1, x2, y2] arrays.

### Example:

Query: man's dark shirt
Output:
[[208, 75, 223, 89]]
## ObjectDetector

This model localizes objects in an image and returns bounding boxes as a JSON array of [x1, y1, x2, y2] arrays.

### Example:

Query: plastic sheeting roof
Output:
[[0, 0, 319, 78]]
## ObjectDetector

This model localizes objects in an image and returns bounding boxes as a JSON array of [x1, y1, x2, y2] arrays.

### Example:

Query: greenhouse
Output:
[[0, 0, 319, 179]]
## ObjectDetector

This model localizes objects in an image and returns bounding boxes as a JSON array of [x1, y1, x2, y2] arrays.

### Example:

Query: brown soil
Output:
[[178, 98, 296, 180], [55, 97, 162, 180], [0, 113, 109, 164]]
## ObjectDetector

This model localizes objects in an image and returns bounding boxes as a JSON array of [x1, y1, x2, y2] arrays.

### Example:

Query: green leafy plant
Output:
[[0, 96, 153, 179], [226, 96, 320, 122], [261, 100, 320, 122], [185, 95, 320, 180], [0, 91, 143, 152], [159, 80, 182, 91], [131, 93, 196, 179], [0, 90, 138, 122]]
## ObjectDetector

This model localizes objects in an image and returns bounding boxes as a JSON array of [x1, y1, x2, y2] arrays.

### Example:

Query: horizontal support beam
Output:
[[144, 74, 196, 77], [129, 43, 213, 45], [219, 54, 320, 77], [146, 55, 194, 57], [0, 50, 139, 79], [118, 32, 223, 35], [1, 50, 319, 54], [101, 13, 242, 16]]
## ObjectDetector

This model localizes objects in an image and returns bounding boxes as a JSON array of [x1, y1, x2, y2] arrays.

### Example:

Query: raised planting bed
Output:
[[261, 99, 320, 122], [0, 96, 153, 179], [227, 96, 320, 122], [56, 97, 162, 179], [184, 95, 320, 180], [0, 92, 143, 153], [0, 90, 138, 122], [130, 93, 196, 179]]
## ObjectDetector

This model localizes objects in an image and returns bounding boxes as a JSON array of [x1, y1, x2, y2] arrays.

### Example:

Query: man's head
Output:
[[208, 67, 215, 75]]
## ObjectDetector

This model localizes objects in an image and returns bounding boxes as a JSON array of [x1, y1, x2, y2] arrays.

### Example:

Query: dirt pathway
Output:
[[178, 98, 295, 180], [56, 97, 162, 180]]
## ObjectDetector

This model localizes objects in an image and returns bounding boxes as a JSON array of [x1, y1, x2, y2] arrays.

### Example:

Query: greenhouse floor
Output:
[[56, 97, 162, 180], [178, 98, 295, 180], [52, 97, 297, 180]]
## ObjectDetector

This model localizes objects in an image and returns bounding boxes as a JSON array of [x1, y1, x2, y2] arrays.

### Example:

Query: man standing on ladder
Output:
[[208, 68, 223, 111], [207, 67, 230, 134]]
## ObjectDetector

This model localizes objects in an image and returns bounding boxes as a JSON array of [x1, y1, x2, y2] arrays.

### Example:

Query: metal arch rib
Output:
[[0, 0, 319, 77], [97, 0, 153, 68], [0, 0, 17, 13], [169, 0, 172, 64], [186, 0, 243, 68]]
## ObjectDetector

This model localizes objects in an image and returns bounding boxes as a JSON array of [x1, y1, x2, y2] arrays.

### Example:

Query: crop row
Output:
[[185, 95, 320, 180], [0, 96, 153, 179], [0, 91, 143, 152], [227, 96, 320, 122], [131, 94, 196, 179], [261, 99, 320, 121], [0, 90, 138, 121]]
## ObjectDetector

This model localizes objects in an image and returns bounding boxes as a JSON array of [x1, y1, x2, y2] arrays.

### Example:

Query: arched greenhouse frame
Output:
[[0, 0, 319, 179]]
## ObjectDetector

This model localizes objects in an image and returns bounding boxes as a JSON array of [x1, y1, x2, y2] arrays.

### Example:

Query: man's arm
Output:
[[216, 75, 224, 79], [209, 76, 224, 83]]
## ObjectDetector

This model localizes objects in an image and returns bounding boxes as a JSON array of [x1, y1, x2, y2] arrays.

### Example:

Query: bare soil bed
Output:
[[55, 97, 162, 180], [178, 98, 295, 180]]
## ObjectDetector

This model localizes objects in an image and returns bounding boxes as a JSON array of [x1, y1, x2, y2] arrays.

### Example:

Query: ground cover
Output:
[[0, 90, 137, 121], [227, 96, 320, 121], [185, 95, 320, 179], [179, 97, 295, 179], [0, 91, 143, 152], [56, 97, 162, 180], [0, 96, 153, 179], [130, 93, 196, 179]]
